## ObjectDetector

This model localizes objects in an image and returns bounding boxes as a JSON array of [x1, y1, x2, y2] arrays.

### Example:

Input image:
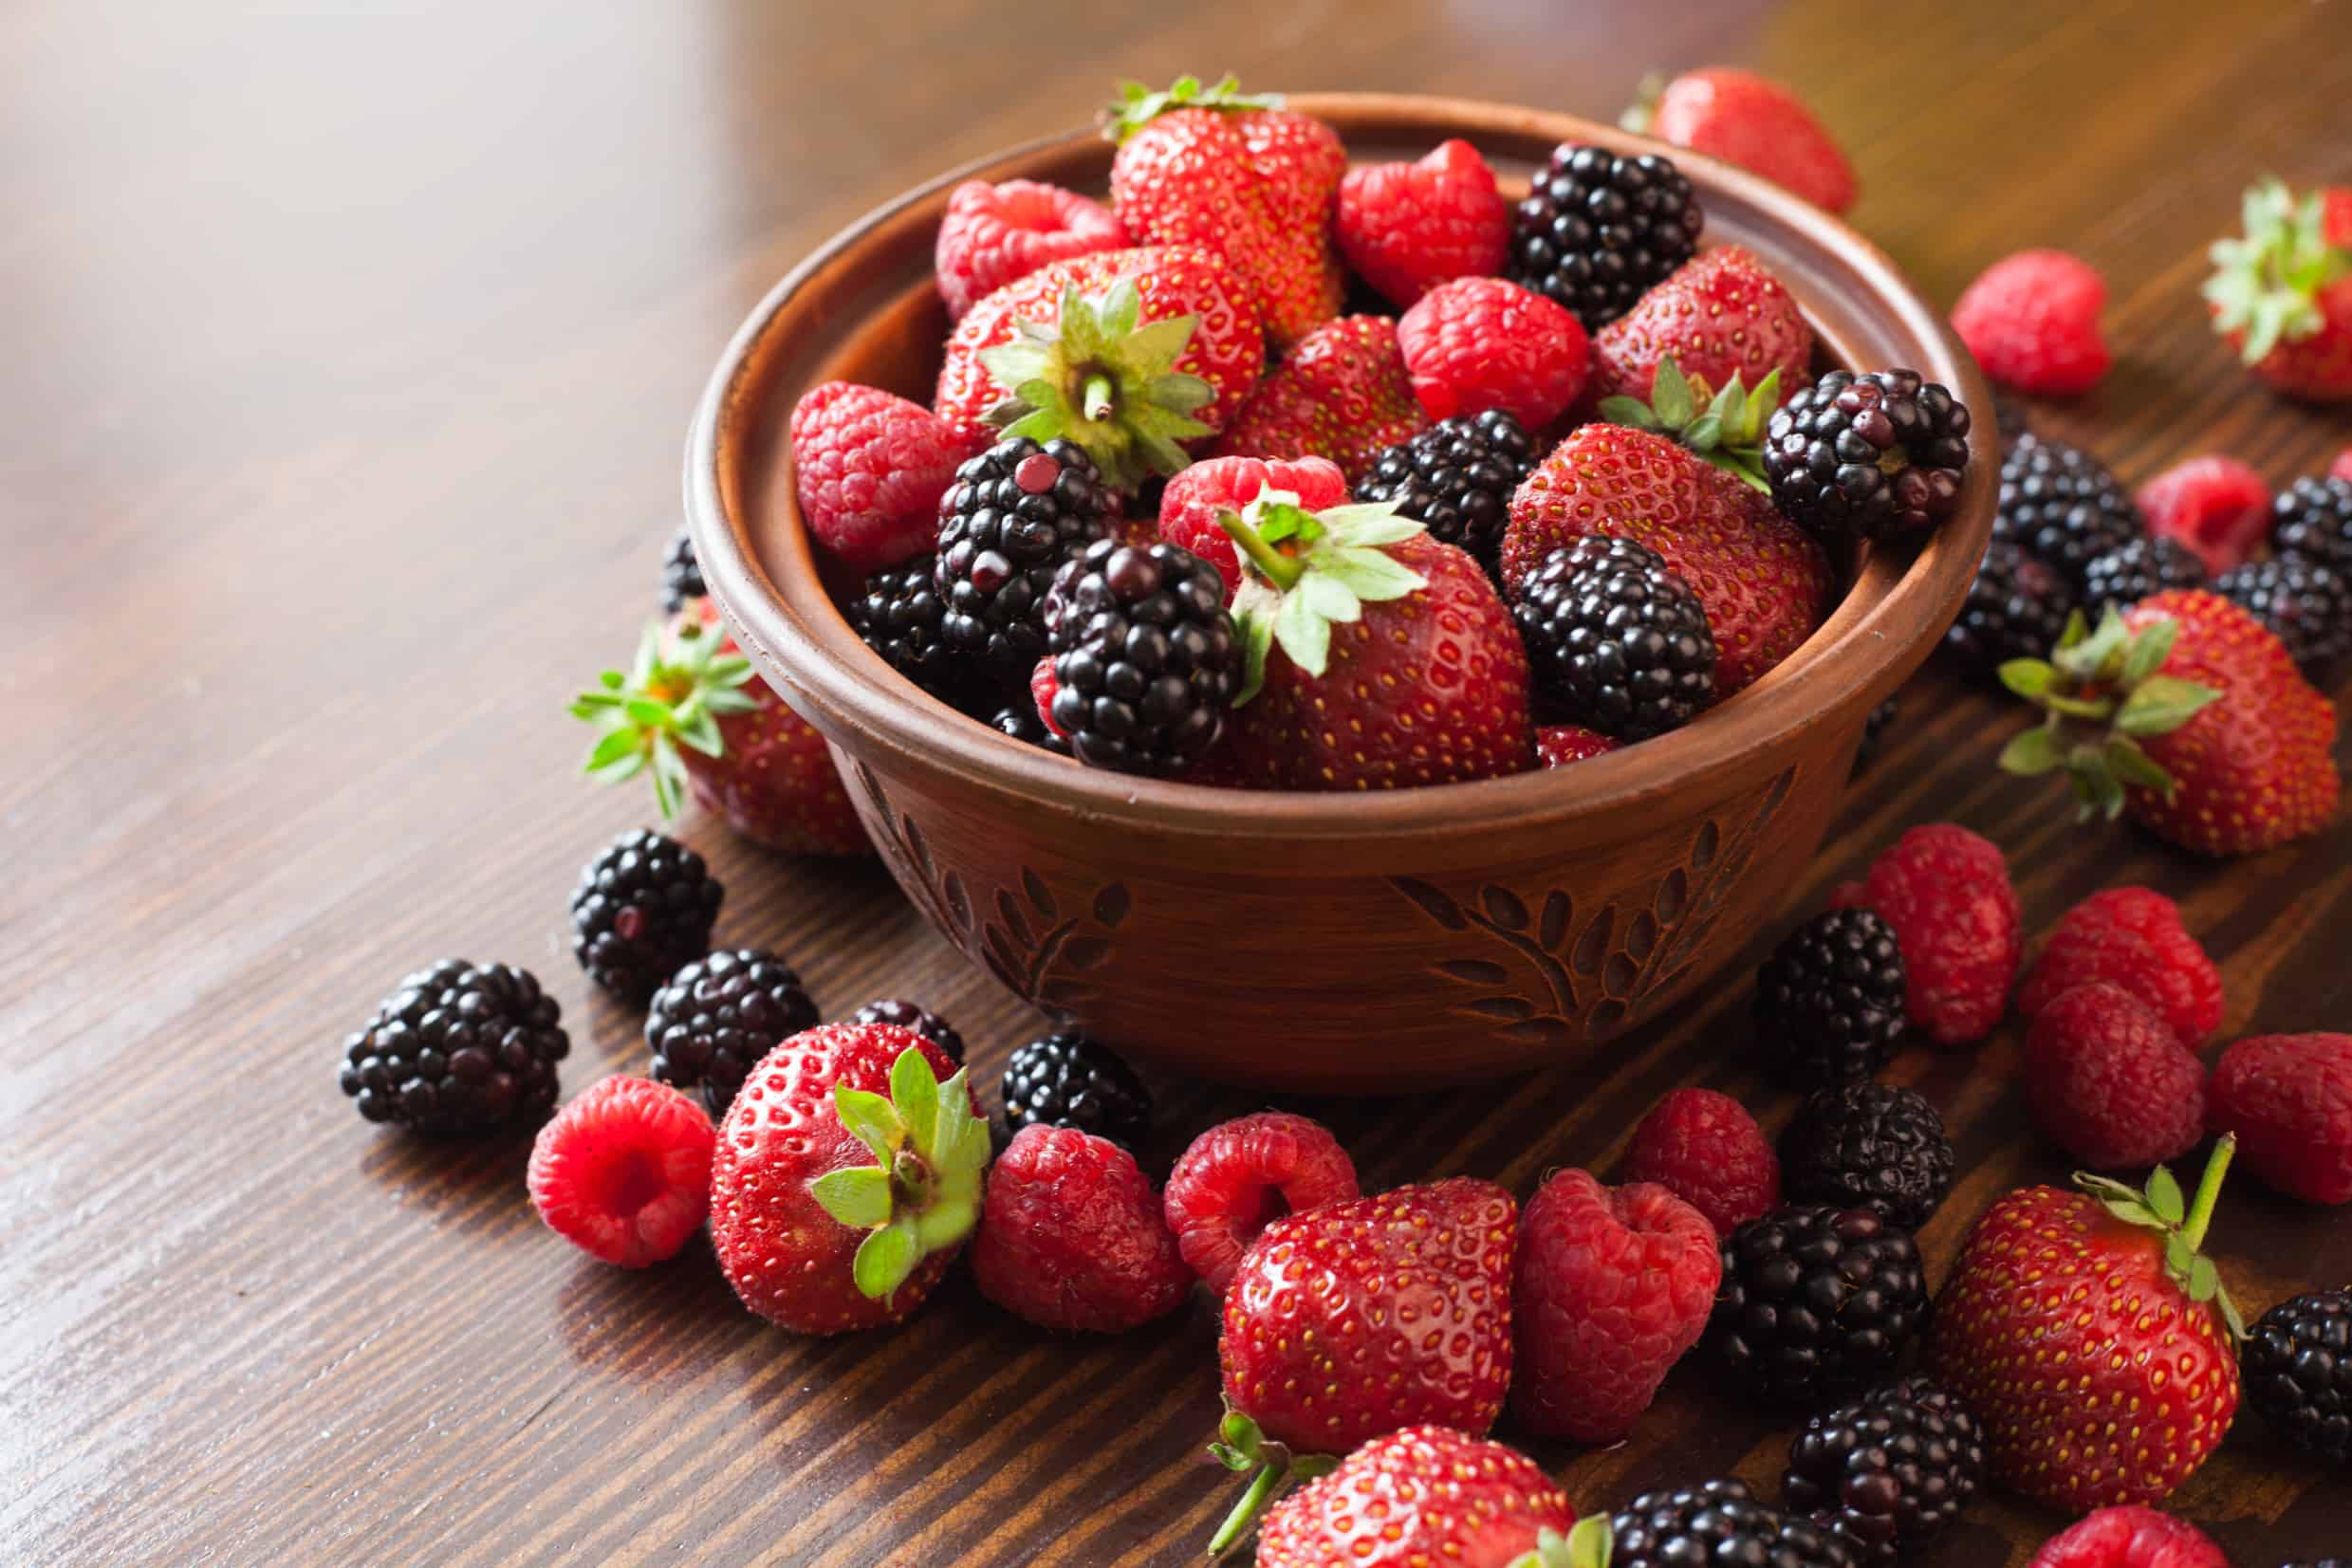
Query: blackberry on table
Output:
[[1513, 535, 1716, 740], [339, 960, 568, 1134], [848, 999, 966, 1063], [1754, 909, 1909, 1088], [1990, 433, 2142, 587], [1042, 538, 1241, 776], [1853, 699, 1898, 776], [2080, 534, 2207, 614], [1704, 1205, 1933, 1408], [846, 554, 964, 697], [569, 829, 724, 1004], [2272, 474, 2352, 572], [2242, 1287, 2350, 1466], [935, 437, 1120, 676], [1990, 390, 2033, 444], [1779, 1082, 1955, 1229], [661, 524, 705, 613], [2216, 555, 2352, 672], [1783, 1375, 1985, 1562], [998, 1031, 1151, 1153], [645, 948, 817, 1117], [1763, 368, 1972, 542], [1608, 1476, 1855, 1568], [1508, 143, 1703, 329], [1944, 542, 2075, 677], [1354, 409, 1539, 568]]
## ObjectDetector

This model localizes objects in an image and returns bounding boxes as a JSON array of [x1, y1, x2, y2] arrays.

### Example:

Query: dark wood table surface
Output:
[[8, 0, 2350, 1562]]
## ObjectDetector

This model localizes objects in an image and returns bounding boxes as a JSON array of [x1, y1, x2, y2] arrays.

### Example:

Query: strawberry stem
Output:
[[1082, 372, 1117, 424], [1207, 1464, 1278, 1558], [2179, 1133, 2235, 1252], [1216, 509, 1306, 592]]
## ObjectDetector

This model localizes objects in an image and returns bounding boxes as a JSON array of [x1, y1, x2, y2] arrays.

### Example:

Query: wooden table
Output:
[[8, 0, 2349, 1561]]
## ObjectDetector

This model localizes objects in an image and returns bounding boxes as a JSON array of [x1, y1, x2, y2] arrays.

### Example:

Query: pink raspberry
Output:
[[1536, 725, 1622, 769], [933, 179, 1124, 321], [2027, 1505, 2227, 1568], [527, 1076, 715, 1268], [971, 1124, 1194, 1333], [787, 380, 973, 573], [2025, 983, 2207, 1171], [1397, 276, 1590, 428], [1162, 1112, 1359, 1294], [1157, 454, 1349, 601], [2135, 455, 2271, 576], [2331, 448, 2352, 484], [2017, 887, 2224, 1048], [1029, 656, 1065, 738], [2207, 1032, 2352, 1204], [1620, 1087, 1780, 1236], [1951, 249, 2112, 397], [1336, 138, 1510, 308], [1836, 823, 2022, 1045]]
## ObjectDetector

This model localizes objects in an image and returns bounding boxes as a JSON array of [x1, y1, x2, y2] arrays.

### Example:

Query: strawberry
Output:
[[2205, 178, 2352, 402], [1159, 453, 1350, 601], [1211, 315, 1429, 484], [1255, 1428, 1581, 1568], [1928, 1141, 2247, 1513], [1214, 488, 1534, 789], [1592, 246, 1813, 407], [933, 178, 1124, 322], [707, 1023, 991, 1334], [1106, 75, 1343, 348], [934, 245, 1265, 489], [1536, 724, 1622, 768], [1623, 67, 1858, 214], [570, 600, 869, 856], [1337, 138, 1511, 308]]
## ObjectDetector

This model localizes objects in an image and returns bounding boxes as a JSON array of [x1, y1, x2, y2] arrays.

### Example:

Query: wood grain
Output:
[[2, 0, 2347, 1563]]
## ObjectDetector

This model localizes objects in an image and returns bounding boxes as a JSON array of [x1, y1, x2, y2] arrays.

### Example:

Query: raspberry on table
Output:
[[1509, 143, 1704, 329], [1354, 408, 1539, 568], [339, 959, 568, 1134], [1621, 1086, 1781, 1236], [2026, 1505, 2227, 1568], [1833, 822, 2020, 1045], [2215, 554, 2352, 672], [1162, 1111, 1360, 1295], [1945, 542, 2076, 676], [1951, 249, 2112, 397], [788, 379, 974, 574], [2240, 1287, 2351, 1463], [1763, 368, 1973, 541], [2274, 473, 2352, 572], [845, 999, 965, 1063], [1535, 724, 1623, 768], [1396, 275, 1590, 429], [2080, 534, 2208, 616], [1042, 537, 1243, 777], [997, 1031, 1151, 1153], [2206, 1032, 2352, 1205], [970, 1124, 1193, 1333], [1703, 1205, 1932, 1407], [1783, 1376, 1986, 1562], [1513, 535, 1716, 740], [1754, 908, 1910, 1088], [1778, 1083, 1954, 1230], [2024, 982, 2206, 1170], [935, 436, 1121, 677], [2016, 886, 2223, 1048], [527, 1075, 715, 1268], [569, 828, 724, 1004], [1335, 138, 1510, 308], [1609, 1477, 1857, 1568], [2135, 454, 2271, 577], [644, 948, 818, 1117], [660, 524, 704, 613], [1991, 433, 2143, 588], [2334, 450, 2352, 485], [933, 178, 1125, 322]]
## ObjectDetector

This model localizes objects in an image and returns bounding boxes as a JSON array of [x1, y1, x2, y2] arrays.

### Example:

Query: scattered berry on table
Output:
[[2081, 535, 2209, 616], [845, 554, 962, 700], [1354, 409, 1539, 569], [2273, 473, 2352, 572], [1509, 142, 1703, 330], [2240, 1287, 2351, 1463], [1832, 822, 2020, 1046], [1607, 1476, 1857, 1568], [659, 524, 704, 613], [933, 177, 1124, 322], [1753, 908, 1910, 1088], [2135, 454, 2270, 577], [2335, 450, 2352, 484], [2025, 982, 2207, 1170], [339, 960, 567, 1134], [2215, 554, 2352, 672], [1335, 138, 1510, 308], [1158, 453, 1350, 601], [845, 999, 964, 1064], [1592, 243, 1814, 408], [1210, 314, 1428, 483], [1951, 249, 2112, 397], [934, 437, 1122, 678], [568, 828, 723, 1004], [2018, 887, 2223, 1047], [2206, 1032, 2352, 1205], [1763, 367, 1972, 541], [1509, 1168, 1720, 1443], [1621, 1086, 1781, 1237], [1703, 1204, 1931, 1407], [646, 948, 819, 1116], [1778, 1083, 1954, 1230], [2024, 1505, 2228, 1568], [1945, 541, 2076, 675], [1990, 433, 2143, 588], [1162, 1111, 1359, 1296], [1042, 537, 1243, 776], [2204, 177, 2352, 403], [1396, 275, 1591, 428], [1536, 724, 1622, 768], [970, 1124, 1192, 1333], [527, 1075, 714, 1268], [787, 380, 974, 574], [997, 1030, 1151, 1153], [1625, 66, 1857, 214], [1782, 1375, 1985, 1563], [1253, 1427, 1577, 1568], [1513, 535, 1716, 740]]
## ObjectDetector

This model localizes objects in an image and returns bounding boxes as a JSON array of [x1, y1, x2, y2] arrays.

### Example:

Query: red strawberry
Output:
[[1593, 246, 1814, 406], [571, 601, 869, 855], [1254, 1428, 1580, 1568], [2135, 455, 2271, 577], [1928, 1143, 2247, 1512], [1835, 823, 2022, 1045], [1106, 75, 1343, 348], [528, 1076, 715, 1268], [1159, 453, 1350, 600], [2016, 887, 2223, 1048], [1163, 1111, 1360, 1295], [1337, 138, 1510, 308], [934, 178, 1125, 322], [1211, 316, 1429, 484], [2024, 982, 2208, 1171], [1621, 1086, 1780, 1236], [1625, 67, 1857, 214], [969, 1124, 1193, 1333], [1398, 276, 1591, 429], [1536, 724, 1622, 768], [2028, 1506, 2229, 1568], [2206, 178, 2352, 402], [708, 1022, 989, 1334], [1951, 249, 2113, 397], [787, 381, 976, 573], [2207, 1031, 2352, 1205]]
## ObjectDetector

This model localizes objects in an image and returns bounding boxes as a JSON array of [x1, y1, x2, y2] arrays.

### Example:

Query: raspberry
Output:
[[1397, 276, 1590, 428], [1951, 249, 2112, 397], [1335, 138, 1510, 308], [787, 380, 974, 574], [1621, 1087, 1781, 1236], [527, 1076, 715, 1267], [2333, 449, 2352, 483], [1157, 453, 1349, 601], [2017, 887, 2224, 1048], [2024, 983, 2207, 1171], [1536, 724, 1622, 768], [2135, 455, 2272, 576], [934, 178, 1124, 322], [2206, 1032, 2352, 1204], [1028, 655, 1065, 738], [1509, 1169, 1721, 1443], [970, 1124, 1193, 1332], [2026, 1505, 2227, 1568], [1835, 824, 2021, 1045], [1163, 1112, 1361, 1294]]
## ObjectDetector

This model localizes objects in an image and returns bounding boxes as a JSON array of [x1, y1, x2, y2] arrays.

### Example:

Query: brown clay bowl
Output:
[[687, 93, 1996, 1094]]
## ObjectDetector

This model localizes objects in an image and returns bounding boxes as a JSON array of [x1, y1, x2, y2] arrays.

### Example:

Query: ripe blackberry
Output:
[[1608, 1477, 1855, 1568], [1990, 433, 2141, 587], [1783, 1376, 1986, 1562], [2080, 534, 2207, 615], [1354, 409, 1540, 567], [1042, 538, 1241, 776], [845, 554, 963, 697], [2273, 474, 2352, 573], [1944, 542, 2074, 677], [998, 1031, 1151, 1153], [339, 960, 567, 1134], [848, 999, 967, 1063], [1853, 699, 1898, 775], [1508, 143, 1703, 329], [1763, 369, 1972, 541], [1704, 1205, 1932, 1408], [1754, 909, 1909, 1088], [1513, 536, 1716, 739], [569, 829, 724, 1004], [2241, 1287, 2351, 1466], [2216, 555, 2352, 671], [644, 948, 817, 1116], [1779, 1083, 1955, 1229], [661, 524, 705, 613], [990, 701, 1070, 755], [935, 437, 1120, 675]]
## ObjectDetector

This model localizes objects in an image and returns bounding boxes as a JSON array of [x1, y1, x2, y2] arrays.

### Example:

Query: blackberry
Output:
[[568, 829, 724, 1004], [2273, 474, 2352, 573], [1991, 389, 2033, 444], [1754, 909, 1909, 1088], [1990, 433, 2142, 587], [1783, 1376, 1985, 1562], [339, 960, 567, 1134], [1508, 143, 1703, 329], [645, 948, 818, 1116], [935, 437, 1120, 675], [661, 524, 705, 613], [1608, 1477, 1854, 1568], [846, 554, 963, 697], [998, 1031, 1150, 1153], [1763, 369, 1972, 541], [848, 999, 967, 1063], [1513, 536, 1716, 739], [2216, 555, 2352, 672], [1354, 409, 1540, 566], [1704, 1205, 1933, 1407], [2080, 534, 2207, 615], [2242, 1287, 2351, 1466], [1042, 538, 1241, 776], [1853, 699, 1898, 776], [990, 701, 1070, 755], [1779, 1083, 1955, 1229], [1944, 542, 2075, 677]]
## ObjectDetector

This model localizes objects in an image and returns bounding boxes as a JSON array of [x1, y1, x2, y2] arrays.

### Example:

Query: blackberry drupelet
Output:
[[2081, 534, 2207, 614], [339, 960, 568, 1134], [2272, 474, 2352, 572], [1508, 143, 1703, 329], [1763, 369, 1972, 541], [2242, 1287, 2351, 1466], [1705, 1205, 1932, 1408], [935, 437, 1120, 676], [2216, 555, 2352, 671], [1853, 699, 1898, 776], [998, 1031, 1151, 1153], [1754, 909, 1909, 1088], [989, 701, 1070, 755], [1042, 538, 1241, 776], [569, 829, 724, 1004], [645, 948, 817, 1116], [1990, 433, 2142, 587], [1944, 542, 2075, 677], [846, 554, 964, 697], [848, 999, 966, 1063], [1513, 536, 1716, 739], [1783, 1376, 1985, 1562], [1608, 1477, 1855, 1568], [1779, 1083, 1956, 1229], [1354, 409, 1540, 567], [661, 524, 705, 613]]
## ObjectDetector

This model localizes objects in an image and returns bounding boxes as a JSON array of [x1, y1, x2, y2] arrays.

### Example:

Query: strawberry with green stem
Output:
[[2204, 177, 2352, 402], [1597, 355, 1780, 491]]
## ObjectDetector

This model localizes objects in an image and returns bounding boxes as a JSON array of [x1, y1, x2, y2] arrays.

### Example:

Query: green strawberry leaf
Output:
[[1596, 396, 1661, 431], [2000, 658, 2058, 699], [1272, 586, 1333, 676], [2102, 735, 2176, 793], [833, 1086, 905, 1164], [1317, 545, 1427, 601], [2144, 1164, 2187, 1226], [851, 1218, 921, 1300], [1564, 1517, 1616, 1568], [1998, 726, 2065, 778], [2217, 1286, 2249, 1342], [809, 1166, 892, 1229], [889, 1046, 940, 1155], [2187, 1253, 2221, 1303], [2120, 618, 2180, 687], [2165, 1230, 2195, 1280], [583, 725, 643, 773], [1652, 357, 1695, 428], [2116, 675, 2224, 737], [1231, 590, 1276, 707]]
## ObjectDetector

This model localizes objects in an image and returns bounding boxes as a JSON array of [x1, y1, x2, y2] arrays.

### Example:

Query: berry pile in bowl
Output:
[[681, 84, 1997, 1092]]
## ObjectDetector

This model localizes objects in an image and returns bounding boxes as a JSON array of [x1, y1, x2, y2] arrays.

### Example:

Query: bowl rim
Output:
[[688, 91, 1997, 846]]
